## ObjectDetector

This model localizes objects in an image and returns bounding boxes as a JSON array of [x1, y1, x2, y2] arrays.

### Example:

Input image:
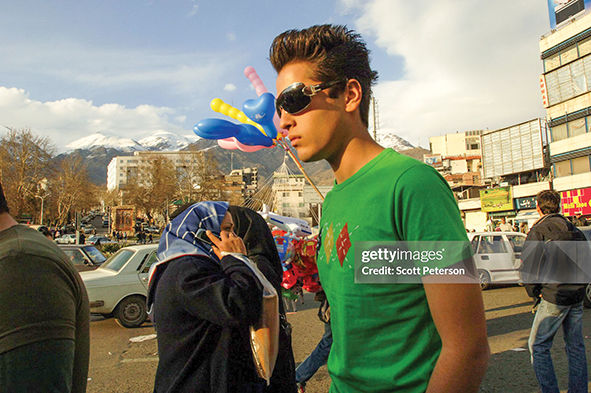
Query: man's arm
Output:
[[422, 282, 489, 393]]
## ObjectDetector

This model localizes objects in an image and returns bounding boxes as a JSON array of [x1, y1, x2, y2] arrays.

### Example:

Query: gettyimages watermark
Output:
[[354, 240, 591, 284], [355, 241, 476, 284]]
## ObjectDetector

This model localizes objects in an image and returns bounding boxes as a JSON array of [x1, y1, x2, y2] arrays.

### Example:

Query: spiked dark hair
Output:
[[270, 24, 379, 127]]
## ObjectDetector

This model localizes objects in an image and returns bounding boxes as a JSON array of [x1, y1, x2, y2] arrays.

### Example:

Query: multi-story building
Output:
[[224, 167, 259, 203], [107, 151, 210, 191], [271, 169, 332, 226], [540, 8, 591, 218]]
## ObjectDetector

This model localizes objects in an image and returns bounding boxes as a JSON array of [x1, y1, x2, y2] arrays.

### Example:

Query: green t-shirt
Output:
[[317, 149, 468, 393], [0, 225, 90, 393]]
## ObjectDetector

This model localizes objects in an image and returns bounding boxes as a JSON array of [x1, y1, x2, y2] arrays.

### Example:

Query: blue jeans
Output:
[[528, 299, 588, 393], [295, 322, 332, 385]]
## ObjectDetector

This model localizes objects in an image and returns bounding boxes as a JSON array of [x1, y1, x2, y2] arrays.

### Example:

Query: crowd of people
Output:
[[0, 24, 587, 393]]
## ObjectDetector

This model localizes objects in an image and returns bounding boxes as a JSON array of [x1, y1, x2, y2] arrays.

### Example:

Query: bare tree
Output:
[[177, 150, 225, 203], [124, 155, 178, 220], [50, 154, 97, 226], [0, 128, 54, 219]]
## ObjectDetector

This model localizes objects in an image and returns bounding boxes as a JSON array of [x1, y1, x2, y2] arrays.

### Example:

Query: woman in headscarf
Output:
[[147, 201, 266, 393], [228, 205, 298, 393]]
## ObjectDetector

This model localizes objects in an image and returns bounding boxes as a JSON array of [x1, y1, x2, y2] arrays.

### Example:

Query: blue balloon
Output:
[[242, 92, 278, 139], [194, 118, 274, 147]]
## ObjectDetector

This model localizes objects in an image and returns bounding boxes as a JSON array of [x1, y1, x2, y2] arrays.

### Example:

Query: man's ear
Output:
[[344, 79, 362, 114]]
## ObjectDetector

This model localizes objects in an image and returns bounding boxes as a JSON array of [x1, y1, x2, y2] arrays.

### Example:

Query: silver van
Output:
[[468, 232, 527, 289]]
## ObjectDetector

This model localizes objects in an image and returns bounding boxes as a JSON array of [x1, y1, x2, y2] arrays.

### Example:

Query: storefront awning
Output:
[[514, 210, 539, 222]]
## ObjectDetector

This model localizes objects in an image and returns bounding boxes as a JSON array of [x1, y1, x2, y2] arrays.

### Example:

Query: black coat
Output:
[[152, 254, 265, 393], [521, 213, 588, 305], [229, 206, 298, 393]]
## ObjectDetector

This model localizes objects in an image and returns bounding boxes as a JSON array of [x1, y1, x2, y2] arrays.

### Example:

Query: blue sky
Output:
[[0, 0, 551, 151]]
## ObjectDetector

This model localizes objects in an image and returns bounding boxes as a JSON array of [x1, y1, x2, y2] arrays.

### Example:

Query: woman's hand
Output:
[[207, 230, 246, 260]]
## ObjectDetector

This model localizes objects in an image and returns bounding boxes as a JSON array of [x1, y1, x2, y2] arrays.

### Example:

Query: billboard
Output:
[[515, 196, 537, 210], [481, 119, 545, 179], [547, 0, 591, 28], [561, 187, 591, 216], [480, 187, 514, 212], [424, 154, 442, 166]]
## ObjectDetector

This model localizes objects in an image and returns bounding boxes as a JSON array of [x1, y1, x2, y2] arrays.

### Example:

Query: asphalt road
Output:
[[87, 286, 591, 393]]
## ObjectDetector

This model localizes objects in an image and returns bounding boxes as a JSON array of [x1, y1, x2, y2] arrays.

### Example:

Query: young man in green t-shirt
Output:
[[270, 25, 489, 392]]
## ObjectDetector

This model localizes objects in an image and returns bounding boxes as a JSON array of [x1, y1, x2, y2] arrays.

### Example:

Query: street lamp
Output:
[[36, 178, 49, 225]]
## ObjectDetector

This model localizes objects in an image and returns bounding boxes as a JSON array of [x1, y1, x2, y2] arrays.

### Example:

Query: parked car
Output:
[[58, 245, 107, 272], [143, 225, 161, 234], [86, 235, 117, 246], [81, 225, 95, 234], [468, 232, 527, 289], [55, 234, 77, 244], [80, 244, 158, 328]]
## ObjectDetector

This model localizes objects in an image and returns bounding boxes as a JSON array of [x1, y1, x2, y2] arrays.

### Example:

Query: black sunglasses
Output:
[[275, 79, 346, 117]]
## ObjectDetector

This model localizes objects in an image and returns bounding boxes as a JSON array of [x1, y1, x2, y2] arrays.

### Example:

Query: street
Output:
[[87, 286, 591, 393]]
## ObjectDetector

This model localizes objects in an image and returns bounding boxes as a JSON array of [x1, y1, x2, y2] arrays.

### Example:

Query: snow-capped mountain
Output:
[[138, 131, 199, 151], [66, 131, 199, 153], [375, 130, 415, 151], [66, 133, 145, 152]]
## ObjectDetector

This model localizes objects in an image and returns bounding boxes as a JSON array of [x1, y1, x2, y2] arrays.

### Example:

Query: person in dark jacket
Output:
[[147, 201, 267, 393], [521, 190, 589, 393], [229, 205, 297, 393]]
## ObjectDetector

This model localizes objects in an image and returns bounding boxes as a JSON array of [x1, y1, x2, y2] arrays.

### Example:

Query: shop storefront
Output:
[[560, 187, 591, 218]]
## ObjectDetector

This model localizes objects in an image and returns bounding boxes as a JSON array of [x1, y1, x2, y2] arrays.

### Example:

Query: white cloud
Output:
[[0, 87, 188, 152], [223, 83, 237, 92], [344, 0, 549, 145], [227, 32, 237, 41]]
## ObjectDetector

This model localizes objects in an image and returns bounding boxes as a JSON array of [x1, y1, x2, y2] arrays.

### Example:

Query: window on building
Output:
[[544, 53, 561, 72], [551, 123, 568, 142], [554, 160, 572, 177], [580, 36, 591, 57], [298, 192, 303, 197], [572, 156, 590, 174], [560, 45, 579, 65], [570, 118, 587, 137]]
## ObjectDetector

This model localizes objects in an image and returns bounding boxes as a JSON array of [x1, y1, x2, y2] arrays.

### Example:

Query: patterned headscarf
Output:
[[147, 201, 229, 316]]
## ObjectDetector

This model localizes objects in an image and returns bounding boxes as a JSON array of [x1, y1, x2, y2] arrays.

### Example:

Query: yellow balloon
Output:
[[209, 98, 267, 136]]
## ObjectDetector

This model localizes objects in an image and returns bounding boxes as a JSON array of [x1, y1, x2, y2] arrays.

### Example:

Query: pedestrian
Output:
[[270, 24, 489, 392], [38, 226, 53, 241], [229, 205, 298, 393], [0, 182, 90, 392], [295, 291, 331, 393], [520, 222, 528, 234], [79, 231, 85, 245], [499, 217, 512, 232], [520, 190, 588, 393], [148, 233, 153, 244], [147, 201, 270, 393]]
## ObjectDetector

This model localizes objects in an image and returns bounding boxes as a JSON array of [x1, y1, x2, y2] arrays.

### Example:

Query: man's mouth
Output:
[[289, 136, 301, 146]]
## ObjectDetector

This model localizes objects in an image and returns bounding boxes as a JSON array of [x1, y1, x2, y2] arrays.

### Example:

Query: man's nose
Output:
[[279, 111, 294, 131]]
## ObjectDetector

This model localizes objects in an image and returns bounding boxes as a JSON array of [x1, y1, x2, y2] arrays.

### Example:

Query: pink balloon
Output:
[[217, 137, 267, 152], [244, 66, 268, 97], [244, 65, 288, 137]]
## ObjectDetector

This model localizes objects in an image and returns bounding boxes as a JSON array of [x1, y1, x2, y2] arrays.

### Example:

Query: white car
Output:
[[55, 234, 77, 244], [80, 244, 158, 328], [468, 231, 526, 289]]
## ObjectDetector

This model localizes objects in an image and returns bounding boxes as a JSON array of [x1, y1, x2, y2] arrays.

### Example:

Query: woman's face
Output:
[[220, 211, 234, 233]]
